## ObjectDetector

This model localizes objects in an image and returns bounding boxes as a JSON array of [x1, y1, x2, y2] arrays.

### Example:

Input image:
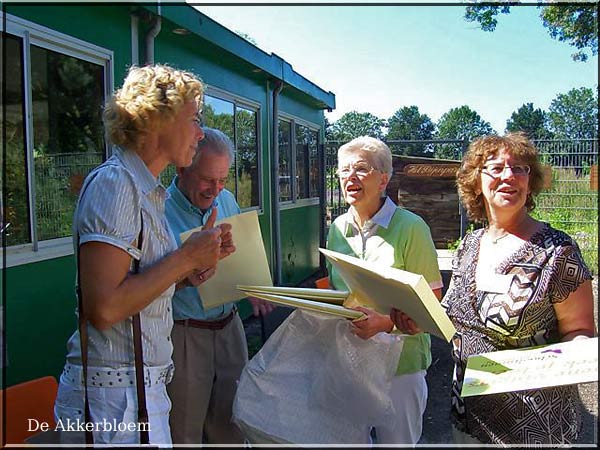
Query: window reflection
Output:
[[30, 45, 106, 241], [1, 34, 30, 246], [235, 106, 259, 208], [201, 94, 260, 209], [278, 120, 292, 202]]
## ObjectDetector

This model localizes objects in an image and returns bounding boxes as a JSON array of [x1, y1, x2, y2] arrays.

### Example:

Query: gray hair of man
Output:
[[192, 127, 235, 167], [337, 136, 393, 178]]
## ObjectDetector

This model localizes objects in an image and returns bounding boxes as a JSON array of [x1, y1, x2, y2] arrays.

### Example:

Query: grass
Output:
[[532, 167, 597, 274]]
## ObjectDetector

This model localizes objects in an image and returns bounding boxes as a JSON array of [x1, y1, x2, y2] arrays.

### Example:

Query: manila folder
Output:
[[319, 248, 456, 342], [180, 210, 273, 310]]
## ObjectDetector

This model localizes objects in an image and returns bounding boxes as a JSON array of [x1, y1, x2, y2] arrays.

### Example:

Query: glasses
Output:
[[481, 163, 530, 178], [336, 162, 377, 179]]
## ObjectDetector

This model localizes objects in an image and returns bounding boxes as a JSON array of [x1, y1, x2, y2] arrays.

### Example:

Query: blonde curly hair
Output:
[[103, 64, 204, 151], [456, 132, 545, 223]]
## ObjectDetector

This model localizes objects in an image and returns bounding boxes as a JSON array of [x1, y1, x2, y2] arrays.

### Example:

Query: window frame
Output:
[[2, 12, 114, 267], [203, 86, 263, 213], [277, 112, 321, 209]]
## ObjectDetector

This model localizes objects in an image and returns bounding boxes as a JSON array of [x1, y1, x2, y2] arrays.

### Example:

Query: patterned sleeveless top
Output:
[[441, 223, 592, 445]]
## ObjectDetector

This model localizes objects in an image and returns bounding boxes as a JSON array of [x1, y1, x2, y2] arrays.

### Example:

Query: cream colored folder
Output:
[[236, 286, 363, 320], [180, 210, 273, 310], [319, 248, 456, 342], [237, 285, 348, 305]]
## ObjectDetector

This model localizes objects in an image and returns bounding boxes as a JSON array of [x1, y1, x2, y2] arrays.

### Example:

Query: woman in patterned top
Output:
[[390, 132, 595, 445]]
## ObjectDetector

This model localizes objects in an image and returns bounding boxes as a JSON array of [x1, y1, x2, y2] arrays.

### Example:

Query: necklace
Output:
[[487, 229, 510, 244]]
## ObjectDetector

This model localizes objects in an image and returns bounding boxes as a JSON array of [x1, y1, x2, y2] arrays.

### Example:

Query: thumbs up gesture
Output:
[[203, 207, 236, 260]]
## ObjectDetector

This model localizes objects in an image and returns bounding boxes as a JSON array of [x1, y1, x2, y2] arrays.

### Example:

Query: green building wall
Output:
[[2, 3, 327, 386]]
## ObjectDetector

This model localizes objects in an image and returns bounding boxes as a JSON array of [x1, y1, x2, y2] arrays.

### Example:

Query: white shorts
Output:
[[54, 365, 172, 445]]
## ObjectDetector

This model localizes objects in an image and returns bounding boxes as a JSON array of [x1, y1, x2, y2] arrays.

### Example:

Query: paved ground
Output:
[[243, 274, 598, 446]]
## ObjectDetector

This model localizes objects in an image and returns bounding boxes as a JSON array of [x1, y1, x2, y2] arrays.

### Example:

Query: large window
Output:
[[1, 16, 111, 260], [202, 93, 261, 209], [278, 118, 320, 203]]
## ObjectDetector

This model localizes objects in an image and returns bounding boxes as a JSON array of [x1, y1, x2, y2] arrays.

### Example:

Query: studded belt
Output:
[[61, 362, 174, 388]]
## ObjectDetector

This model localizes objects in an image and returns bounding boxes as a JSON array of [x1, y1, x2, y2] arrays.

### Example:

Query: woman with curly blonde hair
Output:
[[54, 64, 235, 444], [391, 132, 595, 445]]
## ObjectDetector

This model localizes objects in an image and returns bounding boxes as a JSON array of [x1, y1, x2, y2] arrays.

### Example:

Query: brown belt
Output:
[[174, 309, 236, 330]]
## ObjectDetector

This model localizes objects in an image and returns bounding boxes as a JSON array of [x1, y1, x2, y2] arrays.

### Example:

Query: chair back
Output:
[[0, 376, 58, 444], [315, 276, 330, 289]]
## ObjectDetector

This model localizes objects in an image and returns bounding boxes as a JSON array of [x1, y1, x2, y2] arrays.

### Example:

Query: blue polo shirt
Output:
[[165, 176, 241, 321]]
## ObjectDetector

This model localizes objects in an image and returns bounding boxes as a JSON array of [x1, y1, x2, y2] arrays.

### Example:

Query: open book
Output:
[[238, 248, 456, 342]]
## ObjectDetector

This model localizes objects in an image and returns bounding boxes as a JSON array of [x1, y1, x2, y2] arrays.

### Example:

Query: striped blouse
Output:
[[66, 147, 177, 368]]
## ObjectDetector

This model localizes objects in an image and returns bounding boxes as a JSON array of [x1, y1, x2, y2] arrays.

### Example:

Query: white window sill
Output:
[[280, 197, 320, 210], [2, 237, 74, 268]]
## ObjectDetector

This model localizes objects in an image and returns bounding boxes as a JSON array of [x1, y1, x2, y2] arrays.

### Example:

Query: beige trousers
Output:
[[167, 314, 248, 444]]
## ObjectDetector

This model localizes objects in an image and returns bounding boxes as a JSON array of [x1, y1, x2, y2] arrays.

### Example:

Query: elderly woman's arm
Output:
[[554, 279, 597, 341], [80, 227, 222, 331], [388, 287, 442, 335]]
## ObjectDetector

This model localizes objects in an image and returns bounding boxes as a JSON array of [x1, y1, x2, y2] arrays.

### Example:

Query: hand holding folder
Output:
[[238, 248, 457, 342]]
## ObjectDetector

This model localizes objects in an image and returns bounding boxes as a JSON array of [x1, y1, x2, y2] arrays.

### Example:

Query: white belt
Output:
[[61, 362, 174, 388]]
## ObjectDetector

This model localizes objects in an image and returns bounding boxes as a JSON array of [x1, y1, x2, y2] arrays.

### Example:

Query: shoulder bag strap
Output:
[[76, 170, 150, 445], [131, 214, 150, 445], [75, 171, 100, 445]]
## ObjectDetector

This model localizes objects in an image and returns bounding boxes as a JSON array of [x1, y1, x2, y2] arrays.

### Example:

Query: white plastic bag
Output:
[[233, 309, 403, 444]]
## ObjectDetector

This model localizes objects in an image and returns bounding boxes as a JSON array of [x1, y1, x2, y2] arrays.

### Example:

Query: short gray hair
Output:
[[337, 136, 393, 177], [195, 127, 235, 165]]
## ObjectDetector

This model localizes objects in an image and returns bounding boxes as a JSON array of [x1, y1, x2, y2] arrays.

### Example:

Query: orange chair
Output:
[[0, 376, 58, 444], [315, 276, 330, 289]]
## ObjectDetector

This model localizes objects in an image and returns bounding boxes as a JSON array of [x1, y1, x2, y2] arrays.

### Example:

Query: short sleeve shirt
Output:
[[165, 178, 241, 321], [327, 197, 443, 375], [66, 148, 177, 368]]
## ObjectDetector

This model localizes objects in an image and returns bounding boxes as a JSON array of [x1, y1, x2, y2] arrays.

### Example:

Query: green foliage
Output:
[[330, 111, 385, 141], [446, 223, 475, 252], [236, 170, 254, 209], [465, 2, 598, 62], [533, 167, 598, 274], [435, 105, 494, 159], [324, 116, 335, 141], [464, 3, 511, 32], [541, 4, 598, 62], [386, 106, 436, 156], [506, 102, 553, 139], [202, 103, 234, 138], [2, 137, 30, 246], [548, 87, 598, 139]]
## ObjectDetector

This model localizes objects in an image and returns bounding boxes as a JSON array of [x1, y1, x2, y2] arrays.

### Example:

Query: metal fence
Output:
[[324, 139, 467, 227], [324, 138, 598, 273]]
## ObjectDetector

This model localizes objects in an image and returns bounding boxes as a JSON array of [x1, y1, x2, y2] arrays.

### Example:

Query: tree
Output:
[[329, 111, 385, 141], [505, 103, 553, 140], [435, 105, 494, 159], [324, 115, 335, 141], [547, 87, 598, 139], [386, 106, 436, 156], [465, 3, 598, 62]]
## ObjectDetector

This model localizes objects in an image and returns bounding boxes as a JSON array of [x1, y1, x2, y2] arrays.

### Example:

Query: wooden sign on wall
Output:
[[387, 156, 461, 249], [404, 164, 459, 178]]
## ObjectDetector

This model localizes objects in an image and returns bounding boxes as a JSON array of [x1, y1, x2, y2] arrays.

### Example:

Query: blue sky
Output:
[[192, 3, 598, 133]]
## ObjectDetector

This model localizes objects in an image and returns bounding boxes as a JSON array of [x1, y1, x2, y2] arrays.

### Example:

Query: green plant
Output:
[[446, 223, 475, 251]]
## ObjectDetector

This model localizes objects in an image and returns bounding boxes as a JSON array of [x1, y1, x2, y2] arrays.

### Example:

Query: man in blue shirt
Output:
[[165, 127, 274, 444]]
